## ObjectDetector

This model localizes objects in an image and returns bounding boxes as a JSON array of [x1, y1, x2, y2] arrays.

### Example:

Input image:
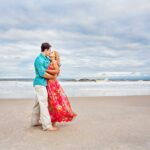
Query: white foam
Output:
[[0, 81, 150, 98]]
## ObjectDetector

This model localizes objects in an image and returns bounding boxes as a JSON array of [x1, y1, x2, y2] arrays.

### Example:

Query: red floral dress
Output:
[[46, 64, 77, 123]]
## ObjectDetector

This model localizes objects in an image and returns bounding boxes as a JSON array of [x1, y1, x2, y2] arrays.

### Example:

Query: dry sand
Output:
[[0, 96, 150, 150]]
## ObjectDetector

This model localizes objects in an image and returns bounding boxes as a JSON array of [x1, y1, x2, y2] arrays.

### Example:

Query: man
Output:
[[31, 42, 58, 131]]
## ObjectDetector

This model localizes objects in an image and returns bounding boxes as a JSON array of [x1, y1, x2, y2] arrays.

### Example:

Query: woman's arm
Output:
[[46, 60, 60, 75], [44, 72, 56, 80], [46, 69, 59, 75]]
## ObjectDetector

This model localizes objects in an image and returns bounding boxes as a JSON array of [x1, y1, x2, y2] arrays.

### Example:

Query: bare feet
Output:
[[52, 122, 57, 127], [46, 126, 58, 131]]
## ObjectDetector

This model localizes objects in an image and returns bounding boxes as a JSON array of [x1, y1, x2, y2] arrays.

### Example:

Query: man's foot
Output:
[[46, 126, 58, 131]]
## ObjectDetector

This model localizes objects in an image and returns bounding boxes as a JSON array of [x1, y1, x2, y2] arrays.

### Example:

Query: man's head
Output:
[[41, 42, 52, 56]]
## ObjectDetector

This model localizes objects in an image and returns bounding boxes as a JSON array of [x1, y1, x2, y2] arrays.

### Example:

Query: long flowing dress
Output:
[[46, 63, 77, 123]]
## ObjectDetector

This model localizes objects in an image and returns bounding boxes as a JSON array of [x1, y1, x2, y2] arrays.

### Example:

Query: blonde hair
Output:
[[54, 51, 60, 66]]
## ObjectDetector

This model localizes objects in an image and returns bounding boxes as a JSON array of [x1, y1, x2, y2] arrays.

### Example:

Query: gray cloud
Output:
[[0, 0, 150, 78]]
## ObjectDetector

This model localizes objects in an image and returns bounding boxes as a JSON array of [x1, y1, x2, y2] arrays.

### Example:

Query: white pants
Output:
[[31, 85, 52, 130]]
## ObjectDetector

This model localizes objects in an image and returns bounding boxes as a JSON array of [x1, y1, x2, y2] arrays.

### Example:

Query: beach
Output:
[[0, 96, 150, 150]]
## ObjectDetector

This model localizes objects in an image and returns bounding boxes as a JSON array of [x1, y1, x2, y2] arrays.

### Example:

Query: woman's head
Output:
[[50, 51, 60, 64]]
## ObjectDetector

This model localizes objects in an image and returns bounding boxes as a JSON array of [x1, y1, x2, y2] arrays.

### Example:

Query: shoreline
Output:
[[0, 95, 150, 100], [1, 81, 150, 98]]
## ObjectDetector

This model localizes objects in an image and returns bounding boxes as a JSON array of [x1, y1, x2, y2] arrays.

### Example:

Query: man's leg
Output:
[[31, 95, 41, 126], [34, 85, 52, 130]]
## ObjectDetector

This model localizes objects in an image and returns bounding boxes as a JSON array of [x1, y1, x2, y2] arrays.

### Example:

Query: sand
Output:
[[0, 96, 150, 150]]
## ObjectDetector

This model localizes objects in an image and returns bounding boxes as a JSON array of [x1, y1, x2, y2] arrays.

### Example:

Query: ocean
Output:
[[0, 80, 150, 99]]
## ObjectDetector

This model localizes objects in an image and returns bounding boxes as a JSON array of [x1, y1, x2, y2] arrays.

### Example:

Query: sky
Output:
[[0, 0, 150, 79]]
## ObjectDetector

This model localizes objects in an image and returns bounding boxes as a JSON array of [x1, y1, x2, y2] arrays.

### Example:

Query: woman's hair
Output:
[[54, 51, 60, 66]]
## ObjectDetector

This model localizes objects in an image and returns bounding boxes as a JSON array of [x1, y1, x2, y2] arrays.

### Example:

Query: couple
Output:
[[31, 42, 77, 131]]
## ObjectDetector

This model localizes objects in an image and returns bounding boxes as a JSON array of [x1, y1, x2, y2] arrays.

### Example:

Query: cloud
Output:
[[0, 0, 150, 78]]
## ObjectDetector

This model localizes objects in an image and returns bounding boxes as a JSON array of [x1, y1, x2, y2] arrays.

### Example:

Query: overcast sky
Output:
[[0, 0, 150, 79]]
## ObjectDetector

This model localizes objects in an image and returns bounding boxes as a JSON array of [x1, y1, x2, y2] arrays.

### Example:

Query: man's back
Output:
[[33, 53, 50, 87]]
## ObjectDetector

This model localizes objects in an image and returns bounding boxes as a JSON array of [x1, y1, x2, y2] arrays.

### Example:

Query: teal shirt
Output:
[[33, 53, 51, 87]]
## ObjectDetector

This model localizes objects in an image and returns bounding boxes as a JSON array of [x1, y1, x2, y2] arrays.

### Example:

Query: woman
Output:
[[46, 51, 77, 127]]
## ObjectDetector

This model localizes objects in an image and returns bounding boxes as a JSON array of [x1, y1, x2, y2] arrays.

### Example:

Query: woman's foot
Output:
[[46, 126, 58, 131], [52, 122, 57, 127]]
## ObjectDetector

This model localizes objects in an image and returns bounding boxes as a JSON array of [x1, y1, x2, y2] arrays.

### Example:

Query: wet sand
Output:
[[0, 96, 150, 150]]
